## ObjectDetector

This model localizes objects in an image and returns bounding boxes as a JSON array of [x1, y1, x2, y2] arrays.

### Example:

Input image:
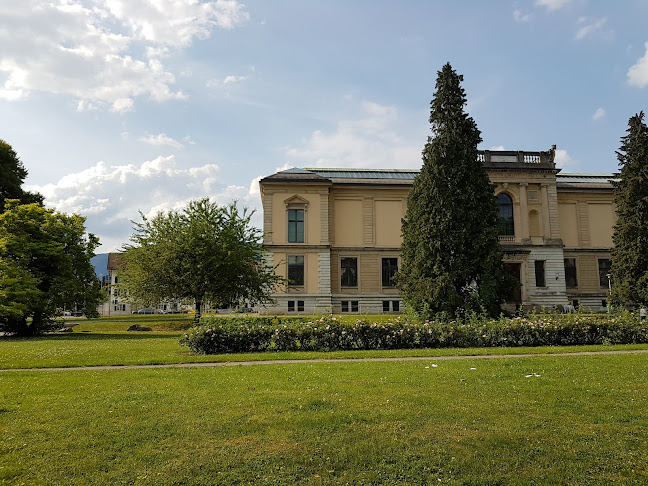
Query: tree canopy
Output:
[[0, 201, 104, 335], [0, 139, 43, 211], [119, 198, 282, 320], [610, 112, 648, 305], [397, 63, 510, 319]]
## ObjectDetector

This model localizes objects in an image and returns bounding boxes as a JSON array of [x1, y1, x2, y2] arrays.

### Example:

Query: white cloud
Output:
[[554, 149, 578, 170], [535, 0, 574, 11], [628, 42, 648, 88], [223, 75, 249, 85], [592, 108, 606, 121], [0, 0, 249, 110], [489, 145, 506, 151], [249, 163, 294, 196], [139, 133, 184, 148], [25, 156, 262, 252], [574, 17, 612, 41], [286, 101, 424, 169], [513, 9, 533, 23]]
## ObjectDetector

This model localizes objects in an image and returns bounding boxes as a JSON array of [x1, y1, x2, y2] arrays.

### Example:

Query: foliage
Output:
[[611, 112, 648, 305], [120, 199, 283, 321], [0, 139, 43, 212], [0, 201, 103, 335], [181, 311, 648, 354], [397, 63, 510, 319]]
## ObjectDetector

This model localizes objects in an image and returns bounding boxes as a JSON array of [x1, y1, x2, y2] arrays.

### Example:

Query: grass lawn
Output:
[[1, 353, 647, 485]]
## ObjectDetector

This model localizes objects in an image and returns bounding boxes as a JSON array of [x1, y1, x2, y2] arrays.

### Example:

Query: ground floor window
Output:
[[288, 255, 304, 286], [382, 300, 400, 312], [287, 300, 305, 312], [598, 258, 611, 289], [535, 260, 546, 288], [341, 257, 358, 287], [564, 258, 577, 288], [381, 258, 398, 287], [341, 300, 359, 313]]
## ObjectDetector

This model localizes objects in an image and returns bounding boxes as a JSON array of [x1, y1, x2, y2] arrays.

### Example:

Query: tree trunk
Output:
[[194, 299, 202, 324]]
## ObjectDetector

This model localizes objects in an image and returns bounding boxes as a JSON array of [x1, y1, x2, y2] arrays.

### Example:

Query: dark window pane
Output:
[[535, 260, 546, 288], [382, 300, 390, 312], [297, 300, 304, 312], [288, 209, 304, 243], [351, 301, 359, 312], [341, 301, 349, 312], [497, 193, 514, 236], [598, 259, 611, 289], [564, 258, 577, 288], [288, 301, 295, 312], [392, 301, 400, 312], [288, 255, 304, 286], [382, 258, 398, 287], [341, 257, 358, 287]]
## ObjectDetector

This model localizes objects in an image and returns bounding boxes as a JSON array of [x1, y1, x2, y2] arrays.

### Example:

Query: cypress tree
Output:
[[397, 63, 508, 318], [610, 112, 648, 305]]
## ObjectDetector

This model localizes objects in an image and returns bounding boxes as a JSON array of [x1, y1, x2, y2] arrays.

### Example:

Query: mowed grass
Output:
[[1, 353, 648, 485]]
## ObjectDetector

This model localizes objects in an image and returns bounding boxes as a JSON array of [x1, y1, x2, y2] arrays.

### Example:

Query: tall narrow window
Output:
[[598, 259, 611, 289], [341, 257, 358, 287], [288, 209, 304, 243], [382, 258, 398, 287], [497, 193, 514, 236], [287, 255, 304, 286], [535, 260, 546, 288], [564, 258, 577, 288]]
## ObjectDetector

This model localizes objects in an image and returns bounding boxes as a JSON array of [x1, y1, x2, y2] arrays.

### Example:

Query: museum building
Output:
[[258, 147, 616, 314]]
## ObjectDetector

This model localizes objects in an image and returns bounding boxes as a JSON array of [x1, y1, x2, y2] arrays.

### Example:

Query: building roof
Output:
[[107, 252, 125, 270]]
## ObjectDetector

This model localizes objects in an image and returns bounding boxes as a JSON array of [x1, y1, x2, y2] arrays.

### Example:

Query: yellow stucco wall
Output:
[[375, 199, 404, 247], [333, 199, 363, 246], [271, 192, 321, 245], [558, 202, 579, 247], [588, 203, 615, 247]]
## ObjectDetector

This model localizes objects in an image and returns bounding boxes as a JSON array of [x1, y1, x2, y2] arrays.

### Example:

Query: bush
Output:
[[179, 311, 648, 354]]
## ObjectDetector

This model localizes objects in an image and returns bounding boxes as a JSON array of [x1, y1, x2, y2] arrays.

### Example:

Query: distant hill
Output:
[[91, 253, 109, 282]]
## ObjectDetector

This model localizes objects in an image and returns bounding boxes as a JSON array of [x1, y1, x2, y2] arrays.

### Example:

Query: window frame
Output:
[[597, 258, 612, 289], [287, 208, 305, 243], [564, 258, 578, 289], [381, 257, 399, 288], [497, 192, 515, 236], [340, 257, 358, 288], [535, 260, 546, 288], [287, 255, 305, 287]]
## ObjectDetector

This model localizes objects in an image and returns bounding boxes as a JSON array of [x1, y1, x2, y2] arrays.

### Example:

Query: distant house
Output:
[[97, 253, 133, 316], [258, 147, 616, 314]]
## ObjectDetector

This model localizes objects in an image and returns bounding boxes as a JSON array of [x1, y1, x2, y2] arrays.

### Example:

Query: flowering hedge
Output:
[[179, 312, 648, 354]]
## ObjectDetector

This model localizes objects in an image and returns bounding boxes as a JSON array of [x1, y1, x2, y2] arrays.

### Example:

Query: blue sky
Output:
[[1, 0, 647, 252]]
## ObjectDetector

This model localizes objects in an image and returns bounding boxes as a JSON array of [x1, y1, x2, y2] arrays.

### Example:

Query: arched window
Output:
[[497, 193, 514, 236]]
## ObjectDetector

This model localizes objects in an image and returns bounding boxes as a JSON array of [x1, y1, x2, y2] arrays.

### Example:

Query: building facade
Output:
[[259, 148, 616, 314]]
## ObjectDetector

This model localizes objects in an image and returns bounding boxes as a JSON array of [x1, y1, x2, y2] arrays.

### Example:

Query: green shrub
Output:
[[179, 311, 648, 354]]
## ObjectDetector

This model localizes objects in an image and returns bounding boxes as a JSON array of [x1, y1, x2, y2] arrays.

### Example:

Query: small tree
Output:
[[397, 63, 510, 319], [0, 201, 104, 335], [610, 112, 648, 305], [0, 140, 43, 212], [120, 198, 282, 321]]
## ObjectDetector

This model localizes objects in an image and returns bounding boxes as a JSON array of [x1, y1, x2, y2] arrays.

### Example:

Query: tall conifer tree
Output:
[[610, 112, 648, 305], [397, 63, 508, 318]]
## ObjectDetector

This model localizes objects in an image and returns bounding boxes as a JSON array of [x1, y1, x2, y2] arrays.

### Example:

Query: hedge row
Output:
[[179, 312, 648, 354]]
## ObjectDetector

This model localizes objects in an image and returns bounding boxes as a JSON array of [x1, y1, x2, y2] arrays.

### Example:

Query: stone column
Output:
[[541, 183, 551, 239], [519, 183, 529, 240]]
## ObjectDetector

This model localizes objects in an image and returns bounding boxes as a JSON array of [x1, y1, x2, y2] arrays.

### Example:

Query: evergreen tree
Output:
[[0, 140, 43, 211], [397, 63, 509, 318], [610, 112, 648, 305]]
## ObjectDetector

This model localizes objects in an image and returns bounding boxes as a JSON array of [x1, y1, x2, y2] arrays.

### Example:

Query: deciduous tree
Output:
[[0, 201, 103, 335], [397, 63, 510, 318], [0, 140, 43, 211], [610, 112, 648, 305], [120, 199, 282, 321]]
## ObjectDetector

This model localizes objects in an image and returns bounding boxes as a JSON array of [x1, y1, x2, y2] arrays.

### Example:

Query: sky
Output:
[[1, 0, 647, 252]]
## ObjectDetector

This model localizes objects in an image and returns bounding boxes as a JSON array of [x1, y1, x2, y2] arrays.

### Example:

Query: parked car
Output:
[[136, 308, 156, 314]]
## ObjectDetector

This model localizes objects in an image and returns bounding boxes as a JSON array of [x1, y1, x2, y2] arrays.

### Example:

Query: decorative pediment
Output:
[[284, 195, 309, 208]]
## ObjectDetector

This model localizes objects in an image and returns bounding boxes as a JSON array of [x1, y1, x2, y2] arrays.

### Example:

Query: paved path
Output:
[[2, 348, 647, 372]]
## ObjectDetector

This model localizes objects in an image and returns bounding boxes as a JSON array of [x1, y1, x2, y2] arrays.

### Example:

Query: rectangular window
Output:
[[564, 258, 578, 288], [288, 301, 295, 312], [287, 255, 304, 286], [341, 301, 349, 312], [598, 259, 612, 289], [381, 258, 398, 287], [297, 300, 304, 312], [288, 209, 304, 243], [351, 301, 359, 312], [382, 300, 390, 312], [535, 260, 546, 288], [392, 301, 400, 312], [341, 257, 358, 287]]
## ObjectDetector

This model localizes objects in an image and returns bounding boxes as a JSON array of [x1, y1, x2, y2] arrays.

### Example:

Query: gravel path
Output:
[[2, 348, 647, 372]]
